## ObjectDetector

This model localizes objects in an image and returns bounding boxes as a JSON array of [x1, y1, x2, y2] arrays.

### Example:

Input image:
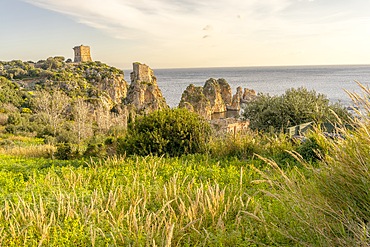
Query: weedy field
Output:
[[0, 124, 369, 246], [0, 153, 264, 246]]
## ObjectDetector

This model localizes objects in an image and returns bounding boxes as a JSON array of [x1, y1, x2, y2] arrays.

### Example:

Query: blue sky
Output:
[[1, 0, 370, 68]]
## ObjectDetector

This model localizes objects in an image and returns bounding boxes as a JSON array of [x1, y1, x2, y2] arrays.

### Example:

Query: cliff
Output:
[[84, 67, 128, 109]]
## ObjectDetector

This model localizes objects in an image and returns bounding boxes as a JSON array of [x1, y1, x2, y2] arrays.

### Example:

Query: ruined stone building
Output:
[[73, 45, 92, 62]]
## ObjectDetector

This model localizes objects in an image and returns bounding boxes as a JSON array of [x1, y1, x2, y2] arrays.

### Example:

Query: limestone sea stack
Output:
[[228, 87, 257, 111], [179, 78, 232, 120], [125, 62, 168, 114], [179, 84, 213, 120]]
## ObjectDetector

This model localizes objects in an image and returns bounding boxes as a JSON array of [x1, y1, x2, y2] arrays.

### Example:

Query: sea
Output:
[[126, 65, 370, 108]]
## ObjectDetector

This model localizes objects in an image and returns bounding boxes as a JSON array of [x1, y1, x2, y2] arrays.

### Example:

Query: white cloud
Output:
[[22, 0, 370, 67], [23, 0, 293, 42]]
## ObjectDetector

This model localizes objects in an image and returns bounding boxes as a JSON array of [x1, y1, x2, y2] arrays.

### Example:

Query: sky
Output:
[[1, 0, 370, 69]]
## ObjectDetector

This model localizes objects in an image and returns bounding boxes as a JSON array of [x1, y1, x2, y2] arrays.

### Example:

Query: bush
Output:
[[209, 131, 262, 159], [243, 87, 349, 132], [55, 143, 79, 160], [0, 76, 26, 107], [296, 136, 326, 163], [118, 108, 211, 156], [84, 143, 106, 158]]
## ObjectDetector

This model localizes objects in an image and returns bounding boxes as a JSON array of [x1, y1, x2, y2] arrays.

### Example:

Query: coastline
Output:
[[124, 64, 370, 108]]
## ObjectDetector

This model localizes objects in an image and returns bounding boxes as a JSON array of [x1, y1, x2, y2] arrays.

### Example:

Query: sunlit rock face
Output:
[[179, 78, 233, 119], [228, 87, 257, 111], [125, 62, 168, 114], [203, 78, 227, 113], [179, 84, 212, 120]]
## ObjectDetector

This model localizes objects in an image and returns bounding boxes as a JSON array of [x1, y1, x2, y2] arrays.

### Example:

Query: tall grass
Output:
[[0, 155, 265, 246], [209, 130, 295, 164], [247, 84, 370, 246], [0, 144, 56, 158], [0, 134, 55, 158]]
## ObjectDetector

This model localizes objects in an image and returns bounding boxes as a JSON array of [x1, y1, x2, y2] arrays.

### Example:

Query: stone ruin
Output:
[[73, 45, 92, 63]]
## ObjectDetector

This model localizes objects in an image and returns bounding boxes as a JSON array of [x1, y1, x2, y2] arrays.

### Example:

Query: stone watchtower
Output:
[[73, 45, 92, 62]]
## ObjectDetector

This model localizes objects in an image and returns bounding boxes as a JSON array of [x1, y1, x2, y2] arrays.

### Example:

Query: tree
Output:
[[118, 108, 211, 156], [243, 87, 349, 132], [72, 98, 93, 144], [32, 89, 70, 137]]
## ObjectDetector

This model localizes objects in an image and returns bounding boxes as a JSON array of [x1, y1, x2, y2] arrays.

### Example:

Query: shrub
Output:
[[296, 136, 325, 163], [55, 143, 79, 160], [208, 131, 262, 159], [243, 87, 350, 132], [0, 76, 25, 107], [118, 108, 211, 156], [83, 143, 106, 158]]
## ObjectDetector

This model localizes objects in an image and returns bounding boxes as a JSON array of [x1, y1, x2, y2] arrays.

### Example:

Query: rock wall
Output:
[[242, 88, 256, 103], [228, 86, 243, 111], [125, 62, 168, 113], [130, 62, 155, 83]]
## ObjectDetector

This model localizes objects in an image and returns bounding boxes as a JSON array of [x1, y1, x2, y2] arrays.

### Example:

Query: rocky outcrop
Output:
[[228, 86, 243, 111], [125, 62, 168, 113], [228, 87, 256, 111], [217, 78, 232, 107], [179, 84, 212, 120], [242, 88, 256, 102], [179, 78, 235, 119], [203, 78, 227, 113]]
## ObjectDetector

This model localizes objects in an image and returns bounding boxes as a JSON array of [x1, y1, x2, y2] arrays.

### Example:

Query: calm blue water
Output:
[[126, 65, 370, 108]]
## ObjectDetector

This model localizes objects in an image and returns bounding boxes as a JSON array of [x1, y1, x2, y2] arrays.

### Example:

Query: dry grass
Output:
[[0, 144, 56, 158]]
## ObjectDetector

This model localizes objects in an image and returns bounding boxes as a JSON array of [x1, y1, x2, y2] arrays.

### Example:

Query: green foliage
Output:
[[245, 87, 370, 246], [55, 143, 79, 160], [0, 58, 125, 103], [0, 115, 369, 245], [83, 142, 107, 158], [0, 77, 26, 108], [243, 87, 349, 132], [5, 112, 38, 134], [119, 108, 211, 156], [296, 136, 325, 162], [209, 130, 300, 168]]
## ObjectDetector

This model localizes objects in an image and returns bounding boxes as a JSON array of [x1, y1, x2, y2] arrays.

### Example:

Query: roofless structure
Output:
[[73, 45, 92, 63]]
